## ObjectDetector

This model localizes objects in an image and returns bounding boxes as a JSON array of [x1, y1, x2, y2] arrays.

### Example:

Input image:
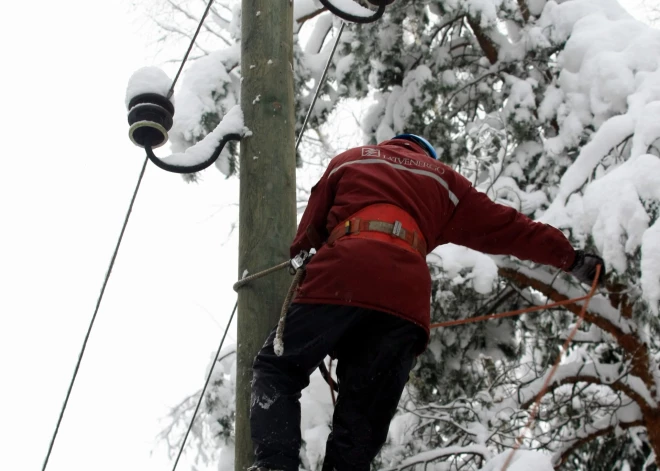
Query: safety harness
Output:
[[327, 203, 427, 257]]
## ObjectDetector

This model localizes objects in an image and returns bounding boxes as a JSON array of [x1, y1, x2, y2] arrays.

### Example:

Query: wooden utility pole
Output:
[[236, 2, 296, 471]]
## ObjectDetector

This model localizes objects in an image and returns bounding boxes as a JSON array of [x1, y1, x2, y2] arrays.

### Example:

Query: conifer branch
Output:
[[519, 373, 652, 411], [465, 16, 498, 64], [556, 420, 644, 467], [499, 268, 654, 392]]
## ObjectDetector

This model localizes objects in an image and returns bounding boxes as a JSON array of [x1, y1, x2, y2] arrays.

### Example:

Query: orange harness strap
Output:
[[327, 203, 427, 257]]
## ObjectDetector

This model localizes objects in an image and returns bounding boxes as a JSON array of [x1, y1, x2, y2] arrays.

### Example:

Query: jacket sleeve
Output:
[[290, 165, 337, 258], [440, 187, 576, 270]]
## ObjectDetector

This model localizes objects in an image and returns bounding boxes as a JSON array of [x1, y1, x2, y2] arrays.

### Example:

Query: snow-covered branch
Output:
[[498, 266, 654, 391], [555, 419, 644, 467], [518, 368, 654, 411]]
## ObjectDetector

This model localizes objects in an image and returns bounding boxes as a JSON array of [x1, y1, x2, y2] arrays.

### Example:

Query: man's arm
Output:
[[290, 166, 337, 258], [440, 187, 576, 270]]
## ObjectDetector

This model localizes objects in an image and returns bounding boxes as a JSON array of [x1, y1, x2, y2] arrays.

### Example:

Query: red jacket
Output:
[[291, 139, 575, 344]]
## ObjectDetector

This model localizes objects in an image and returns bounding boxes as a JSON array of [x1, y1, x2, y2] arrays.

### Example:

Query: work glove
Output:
[[569, 250, 606, 286]]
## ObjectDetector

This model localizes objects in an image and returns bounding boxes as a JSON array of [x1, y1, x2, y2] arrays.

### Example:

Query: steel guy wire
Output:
[[168, 0, 217, 98], [171, 301, 237, 471], [45, 11, 345, 471], [41, 156, 149, 471], [296, 21, 346, 151]]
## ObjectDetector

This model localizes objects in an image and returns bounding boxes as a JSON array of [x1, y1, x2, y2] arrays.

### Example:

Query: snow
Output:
[[150, 0, 660, 468], [533, 0, 660, 311], [581, 155, 660, 273], [502, 75, 537, 125], [537, 85, 563, 122], [430, 244, 499, 294], [299, 367, 334, 469], [387, 412, 419, 446], [158, 105, 247, 170], [304, 13, 334, 55], [463, 0, 501, 28], [495, 257, 636, 335], [318, 0, 374, 17], [373, 65, 434, 141], [397, 445, 493, 467], [125, 66, 172, 107], [642, 220, 660, 314], [481, 450, 554, 471], [517, 361, 657, 408], [168, 45, 240, 155], [295, 0, 322, 24]]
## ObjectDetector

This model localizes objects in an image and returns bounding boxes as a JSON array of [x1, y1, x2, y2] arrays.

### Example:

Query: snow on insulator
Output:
[[125, 66, 173, 108], [125, 67, 246, 174], [317, 0, 388, 24], [149, 105, 247, 173], [126, 67, 175, 150]]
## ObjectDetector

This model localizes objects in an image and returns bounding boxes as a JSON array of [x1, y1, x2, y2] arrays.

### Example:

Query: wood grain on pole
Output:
[[236, 1, 296, 470]]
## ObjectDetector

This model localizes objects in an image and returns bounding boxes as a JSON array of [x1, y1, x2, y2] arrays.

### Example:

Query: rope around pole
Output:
[[232, 261, 291, 292], [41, 156, 149, 471], [171, 300, 237, 471], [500, 265, 602, 471]]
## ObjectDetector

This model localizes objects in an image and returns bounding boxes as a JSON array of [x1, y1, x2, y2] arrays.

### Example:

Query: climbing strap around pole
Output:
[[233, 251, 313, 356], [232, 260, 291, 291]]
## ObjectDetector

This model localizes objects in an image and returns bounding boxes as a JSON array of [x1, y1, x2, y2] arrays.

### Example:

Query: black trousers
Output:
[[250, 303, 424, 471]]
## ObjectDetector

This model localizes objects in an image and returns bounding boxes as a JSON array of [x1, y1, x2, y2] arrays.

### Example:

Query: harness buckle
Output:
[[290, 250, 313, 274], [392, 220, 403, 237]]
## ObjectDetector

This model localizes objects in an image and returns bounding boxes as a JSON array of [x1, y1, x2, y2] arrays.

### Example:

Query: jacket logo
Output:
[[362, 147, 380, 157]]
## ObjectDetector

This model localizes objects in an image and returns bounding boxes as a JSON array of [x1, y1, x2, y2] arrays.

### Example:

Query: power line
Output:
[[41, 156, 149, 471], [41, 0, 218, 468], [168, 0, 217, 98]]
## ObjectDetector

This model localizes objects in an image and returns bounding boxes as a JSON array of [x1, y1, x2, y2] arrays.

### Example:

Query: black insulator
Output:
[[318, 0, 387, 24], [127, 93, 175, 149], [128, 93, 175, 115]]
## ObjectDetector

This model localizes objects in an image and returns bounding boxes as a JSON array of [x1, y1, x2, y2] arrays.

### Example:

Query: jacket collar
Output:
[[378, 139, 430, 158]]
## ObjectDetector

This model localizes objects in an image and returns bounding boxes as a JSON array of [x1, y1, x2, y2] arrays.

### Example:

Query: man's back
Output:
[[290, 139, 470, 344], [291, 138, 575, 346]]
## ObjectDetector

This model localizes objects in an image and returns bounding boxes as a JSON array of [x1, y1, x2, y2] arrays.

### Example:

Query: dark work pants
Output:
[[250, 303, 424, 471]]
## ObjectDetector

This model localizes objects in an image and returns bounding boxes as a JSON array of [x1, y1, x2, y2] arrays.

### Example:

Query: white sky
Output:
[[0, 1, 239, 470], [0, 1, 657, 471]]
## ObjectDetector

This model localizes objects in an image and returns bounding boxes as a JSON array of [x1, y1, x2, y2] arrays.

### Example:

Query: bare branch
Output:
[[465, 16, 498, 64]]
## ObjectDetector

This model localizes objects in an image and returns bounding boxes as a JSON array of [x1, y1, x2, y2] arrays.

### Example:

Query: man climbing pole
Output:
[[248, 134, 605, 471]]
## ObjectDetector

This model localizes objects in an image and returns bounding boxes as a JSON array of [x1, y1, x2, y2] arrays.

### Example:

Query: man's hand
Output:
[[569, 250, 606, 285]]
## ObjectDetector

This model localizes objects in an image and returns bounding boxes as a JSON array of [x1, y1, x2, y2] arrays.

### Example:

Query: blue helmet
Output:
[[393, 134, 438, 159]]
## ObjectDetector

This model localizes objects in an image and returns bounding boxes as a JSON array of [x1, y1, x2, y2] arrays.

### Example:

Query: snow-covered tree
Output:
[[150, 0, 660, 469]]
